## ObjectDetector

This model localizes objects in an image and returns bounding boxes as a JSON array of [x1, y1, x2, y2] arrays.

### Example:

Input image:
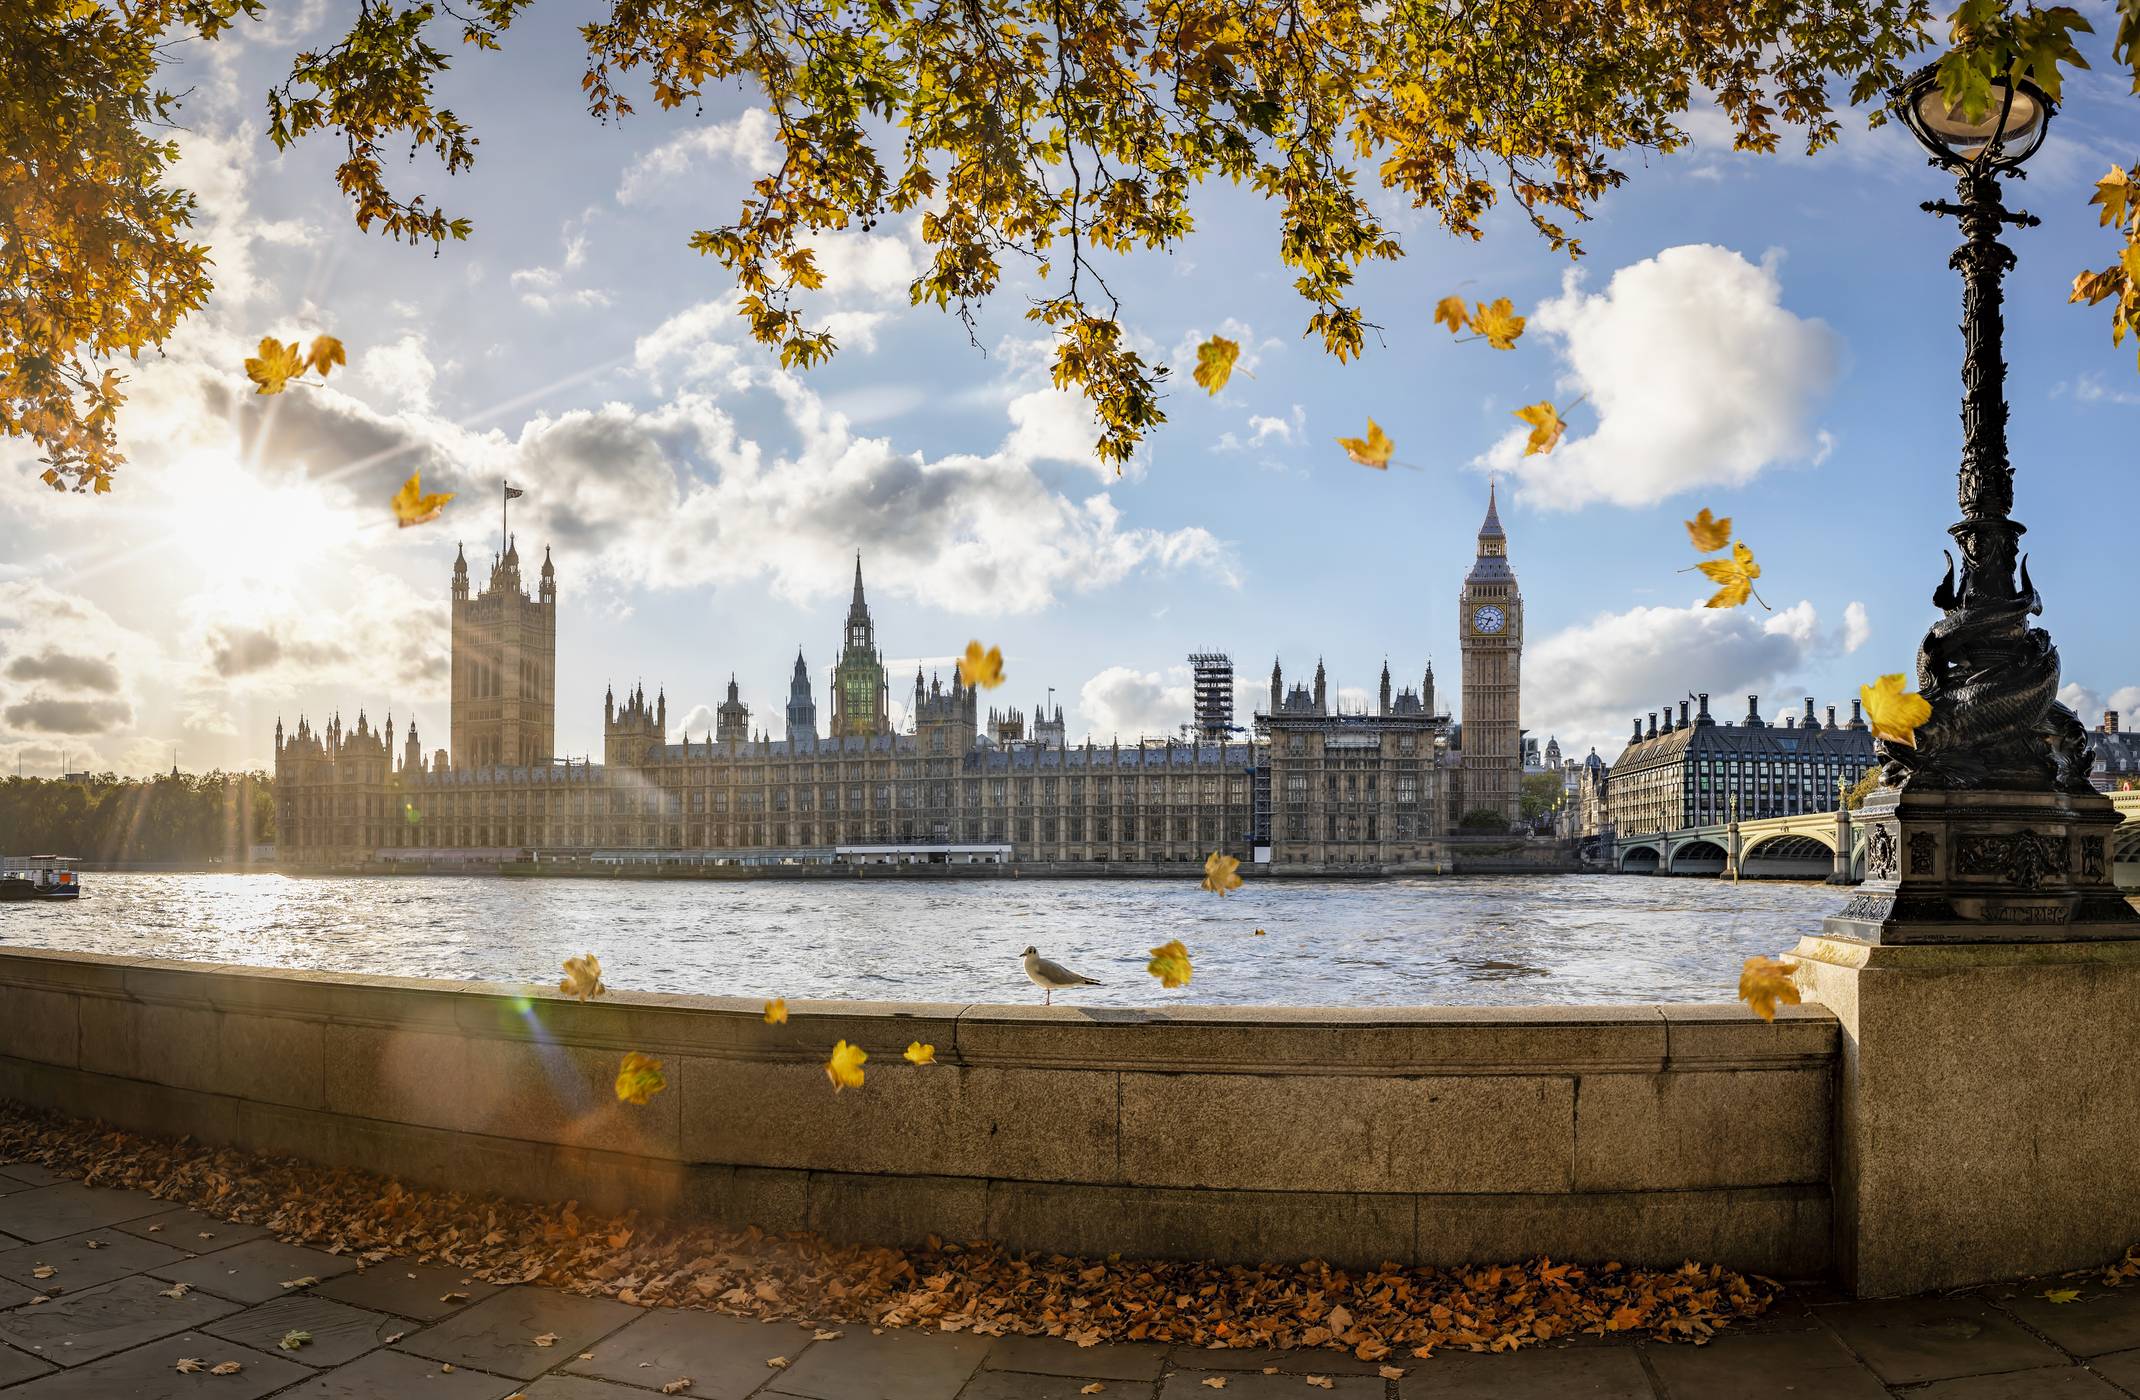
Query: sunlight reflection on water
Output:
[[0, 872, 1844, 1007]]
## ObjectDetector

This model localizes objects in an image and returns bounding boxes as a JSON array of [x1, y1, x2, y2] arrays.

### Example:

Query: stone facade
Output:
[[1607, 694, 1878, 838], [449, 539, 556, 769], [1457, 489, 1522, 827], [1258, 658, 1446, 870]]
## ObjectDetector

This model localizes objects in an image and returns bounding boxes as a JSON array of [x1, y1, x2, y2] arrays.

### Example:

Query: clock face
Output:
[[1472, 604, 1506, 635]]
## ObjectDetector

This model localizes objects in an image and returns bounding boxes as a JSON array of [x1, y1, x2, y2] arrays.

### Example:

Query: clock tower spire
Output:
[[1458, 484, 1523, 829]]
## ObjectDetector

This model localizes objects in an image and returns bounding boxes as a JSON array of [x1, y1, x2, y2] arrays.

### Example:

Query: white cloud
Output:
[[617, 109, 782, 203], [1479, 245, 1846, 509], [1001, 388, 1121, 482], [1842, 601, 1872, 654], [1079, 665, 1192, 739], [0, 580, 165, 758], [2058, 683, 2140, 729], [674, 703, 717, 739], [359, 334, 440, 413], [1526, 596, 1865, 756]]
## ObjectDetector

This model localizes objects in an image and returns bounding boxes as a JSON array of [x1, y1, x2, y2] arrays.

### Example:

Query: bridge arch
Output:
[[1743, 833, 1835, 879], [1666, 839, 1728, 875], [1620, 844, 1661, 873]]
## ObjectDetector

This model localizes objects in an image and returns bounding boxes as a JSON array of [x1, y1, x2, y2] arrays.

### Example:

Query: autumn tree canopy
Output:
[[6, 0, 2137, 491]]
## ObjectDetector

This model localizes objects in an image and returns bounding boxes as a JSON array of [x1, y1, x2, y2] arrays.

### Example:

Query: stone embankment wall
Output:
[[0, 948, 1836, 1277]]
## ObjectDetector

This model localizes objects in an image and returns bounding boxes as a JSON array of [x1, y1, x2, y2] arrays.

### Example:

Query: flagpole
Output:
[[501, 479, 508, 562]]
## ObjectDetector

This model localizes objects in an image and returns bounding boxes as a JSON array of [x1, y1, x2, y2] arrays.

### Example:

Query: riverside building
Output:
[[1604, 693, 1878, 838]]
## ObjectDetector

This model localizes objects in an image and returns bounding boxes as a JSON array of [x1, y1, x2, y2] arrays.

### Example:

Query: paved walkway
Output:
[[0, 1162, 2133, 1398]]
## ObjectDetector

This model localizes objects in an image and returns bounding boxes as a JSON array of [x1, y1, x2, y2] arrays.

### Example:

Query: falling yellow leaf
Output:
[[1696, 542, 1765, 610], [1193, 336, 1250, 394], [560, 954, 606, 1003], [211, 1362, 243, 1375], [2045, 1288, 2083, 1303], [175, 1359, 204, 1373], [1335, 419, 1394, 469], [1470, 297, 1525, 350], [1737, 957, 1801, 1024], [763, 998, 788, 1024], [244, 337, 305, 395], [1513, 401, 1564, 456], [615, 1051, 666, 1105], [825, 1040, 867, 1092], [1861, 673, 1933, 748], [1201, 851, 1241, 896], [304, 335, 346, 380], [1433, 296, 1470, 334], [1147, 938, 1192, 989], [904, 1041, 936, 1065], [958, 641, 1007, 690], [1253, 928, 1266, 936], [1684, 508, 1731, 553], [390, 471, 455, 529]]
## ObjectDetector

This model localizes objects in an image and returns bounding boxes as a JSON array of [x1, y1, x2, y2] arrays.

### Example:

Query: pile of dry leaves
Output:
[[0, 1102, 1781, 1358]]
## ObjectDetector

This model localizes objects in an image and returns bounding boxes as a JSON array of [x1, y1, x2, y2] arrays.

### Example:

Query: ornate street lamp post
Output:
[[1827, 67, 2135, 941]]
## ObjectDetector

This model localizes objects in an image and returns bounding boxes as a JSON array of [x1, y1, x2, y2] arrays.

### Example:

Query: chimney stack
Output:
[[2107, 710, 2122, 734]]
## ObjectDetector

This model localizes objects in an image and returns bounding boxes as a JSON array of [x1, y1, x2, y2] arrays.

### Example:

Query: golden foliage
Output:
[[615, 1052, 667, 1105], [1202, 852, 1242, 896], [1147, 938, 1193, 989], [1685, 509, 1732, 553], [958, 643, 1007, 690], [1512, 402, 1565, 456], [1194, 337, 1250, 395], [559, 955, 606, 1003], [1434, 297, 1470, 333], [2072, 163, 2140, 372], [825, 1040, 867, 1092], [244, 335, 344, 395], [1861, 674, 1933, 747], [904, 1042, 936, 1065], [391, 472, 454, 529], [1737, 957, 1801, 1023], [1697, 543, 1766, 611], [0, 1102, 1792, 1355], [2045, 1288, 2083, 1304], [1469, 299, 1526, 350], [1335, 420, 1395, 469], [763, 998, 788, 1025]]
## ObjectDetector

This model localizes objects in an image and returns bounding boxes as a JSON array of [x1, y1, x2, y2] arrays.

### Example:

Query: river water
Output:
[[0, 872, 1846, 1008]]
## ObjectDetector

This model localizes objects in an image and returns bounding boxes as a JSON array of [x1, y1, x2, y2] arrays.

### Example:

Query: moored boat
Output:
[[0, 857, 81, 901]]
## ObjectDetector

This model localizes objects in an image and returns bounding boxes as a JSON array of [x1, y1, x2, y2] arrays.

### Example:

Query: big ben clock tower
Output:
[[1459, 486, 1522, 827]]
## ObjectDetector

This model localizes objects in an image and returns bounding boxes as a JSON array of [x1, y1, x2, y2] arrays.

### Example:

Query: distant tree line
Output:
[[0, 775, 275, 864]]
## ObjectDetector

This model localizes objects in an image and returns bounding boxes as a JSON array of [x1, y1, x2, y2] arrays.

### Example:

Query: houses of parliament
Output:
[[273, 493, 1527, 871]]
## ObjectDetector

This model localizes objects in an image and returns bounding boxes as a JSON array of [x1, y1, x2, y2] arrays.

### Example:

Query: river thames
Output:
[[0, 872, 1845, 1007]]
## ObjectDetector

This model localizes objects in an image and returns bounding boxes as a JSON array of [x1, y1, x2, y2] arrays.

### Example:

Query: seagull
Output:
[[1022, 946, 1099, 1005]]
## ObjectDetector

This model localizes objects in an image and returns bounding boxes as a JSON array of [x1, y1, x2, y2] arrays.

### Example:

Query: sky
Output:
[[5, 4, 2140, 779]]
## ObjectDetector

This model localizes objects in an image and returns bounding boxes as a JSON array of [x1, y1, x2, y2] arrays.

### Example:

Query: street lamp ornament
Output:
[[1821, 65, 2132, 944]]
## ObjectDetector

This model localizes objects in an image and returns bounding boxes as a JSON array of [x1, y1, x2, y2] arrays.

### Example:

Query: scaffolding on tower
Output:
[[1189, 652, 1233, 740]]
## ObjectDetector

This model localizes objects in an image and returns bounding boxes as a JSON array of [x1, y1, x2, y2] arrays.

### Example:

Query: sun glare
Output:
[[163, 450, 358, 584]]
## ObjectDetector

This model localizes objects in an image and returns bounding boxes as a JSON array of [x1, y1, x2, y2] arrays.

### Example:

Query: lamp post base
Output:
[[1820, 787, 2137, 945]]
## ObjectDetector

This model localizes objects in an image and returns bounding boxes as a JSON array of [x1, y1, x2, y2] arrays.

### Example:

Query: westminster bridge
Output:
[[1608, 788, 2140, 885]]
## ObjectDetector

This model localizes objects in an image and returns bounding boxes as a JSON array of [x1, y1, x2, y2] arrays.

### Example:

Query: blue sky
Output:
[[4, 3, 2138, 777]]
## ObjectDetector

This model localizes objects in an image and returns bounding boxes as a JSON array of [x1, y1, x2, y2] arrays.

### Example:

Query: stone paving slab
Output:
[[518, 1377, 674, 1400], [0, 1345, 53, 1388], [0, 1274, 241, 1367], [263, 1347, 526, 1400], [0, 1164, 78, 1189], [1908, 1365, 2131, 1399], [202, 1293, 403, 1368], [0, 1228, 189, 1294], [0, 1185, 168, 1244], [145, 1238, 360, 1306], [1991, 1287, 2140, 1358], [1814, 1295, 2069, 1385], [1641, 1329, 1889, 1400], [961, 1374, 1158, 1400], [395, 1284, 642, 1380], [2091, 1347, 2140, 1392], [1158, 1371, 1382, 1397], [984, 1334, 1169, 1381], [113, 1209, 272, 1255], [312, 1261, 504, 1321], [564, 1305, 811, 1395], [1398, 1345, 1650, 1398], [1183, 1347, 1386, 1374], [764, 1326, 991, 1400], [1, 1332, 311, 1398]]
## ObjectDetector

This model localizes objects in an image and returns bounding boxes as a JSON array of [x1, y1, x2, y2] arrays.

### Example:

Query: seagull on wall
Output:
[[1022, 946, 1100, 1005]]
